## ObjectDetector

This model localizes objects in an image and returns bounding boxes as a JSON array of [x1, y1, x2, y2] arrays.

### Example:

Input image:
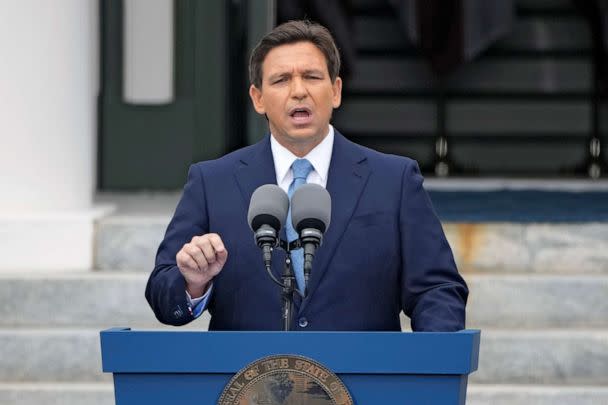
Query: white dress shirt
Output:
[[270, 125, 333, 191]]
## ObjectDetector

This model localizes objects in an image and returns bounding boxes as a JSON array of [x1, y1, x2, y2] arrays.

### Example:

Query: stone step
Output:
[[1, 273, 606, 329], [444, 223, 608, 275], [470, 330, 608, 385], [95, 216, 167, 272], [93, 192, 176, 272], [0, 383, 113, 405], [0, 383, 607, 405], [0, 329, 111, 383], [95, 213, 608, 274], [1, 329, 606, 385], [467, 385, 608, 405], [0, 273, 211, 329], [466, 274, 608, 329]]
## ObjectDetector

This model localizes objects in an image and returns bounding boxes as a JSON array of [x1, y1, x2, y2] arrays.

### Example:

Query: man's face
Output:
[[249, 41, 342, 155]]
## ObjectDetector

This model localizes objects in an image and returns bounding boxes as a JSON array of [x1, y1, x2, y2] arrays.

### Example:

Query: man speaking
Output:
[[145, 20, 468, 332]]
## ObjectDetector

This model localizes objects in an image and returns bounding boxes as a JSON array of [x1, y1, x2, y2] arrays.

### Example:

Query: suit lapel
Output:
[[234, 135, 277, 209], [298, 131, 371, 313]]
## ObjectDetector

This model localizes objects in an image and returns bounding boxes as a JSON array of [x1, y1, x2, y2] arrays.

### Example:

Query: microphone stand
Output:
[[278, 239, 302, 331], [281, 254, 295, 331]]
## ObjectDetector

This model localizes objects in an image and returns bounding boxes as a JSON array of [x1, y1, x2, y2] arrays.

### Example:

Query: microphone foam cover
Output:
[[291, 183, 331, 233], [247, 184, 289, 232]]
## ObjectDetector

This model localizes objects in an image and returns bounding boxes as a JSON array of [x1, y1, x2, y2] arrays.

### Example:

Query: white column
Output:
[[0, 1, 111, 272]]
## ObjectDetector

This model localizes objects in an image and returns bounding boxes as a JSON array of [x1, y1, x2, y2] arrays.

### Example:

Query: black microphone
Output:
[[247, 184, 289, 268], [290, 183, 331, 294]]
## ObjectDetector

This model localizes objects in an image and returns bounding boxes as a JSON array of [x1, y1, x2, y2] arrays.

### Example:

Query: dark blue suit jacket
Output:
[[146, 131, 468, 331]]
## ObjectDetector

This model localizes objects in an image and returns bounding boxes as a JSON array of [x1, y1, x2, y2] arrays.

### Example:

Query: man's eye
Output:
[[273, 78, 286, 84]]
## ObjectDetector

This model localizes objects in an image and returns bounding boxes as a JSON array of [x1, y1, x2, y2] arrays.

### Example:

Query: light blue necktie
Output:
[[286, 158, 314, 294]]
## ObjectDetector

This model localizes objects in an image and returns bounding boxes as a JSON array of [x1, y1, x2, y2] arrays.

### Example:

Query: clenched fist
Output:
[[176, 233, 228, 298]]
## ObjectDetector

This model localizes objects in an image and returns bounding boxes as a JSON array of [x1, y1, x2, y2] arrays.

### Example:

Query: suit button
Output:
[[298, 317, 308, 328]]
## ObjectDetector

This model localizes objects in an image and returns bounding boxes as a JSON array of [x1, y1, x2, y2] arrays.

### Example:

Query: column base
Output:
[[0, 205, 115, 273]]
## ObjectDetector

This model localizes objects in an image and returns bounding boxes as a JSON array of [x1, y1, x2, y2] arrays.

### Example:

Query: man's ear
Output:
[[332, 76, 343, 109], [249, 84, 266, 114]]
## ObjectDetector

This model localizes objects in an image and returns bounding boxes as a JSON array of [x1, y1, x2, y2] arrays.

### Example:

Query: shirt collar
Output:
[[270, 125, 334, 184]]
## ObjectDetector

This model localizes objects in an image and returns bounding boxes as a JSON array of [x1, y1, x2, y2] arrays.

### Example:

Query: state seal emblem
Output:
[[218, 354, 354, 405]]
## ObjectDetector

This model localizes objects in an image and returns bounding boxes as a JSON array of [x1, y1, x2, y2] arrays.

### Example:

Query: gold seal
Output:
[[218, 354, 354, 405]]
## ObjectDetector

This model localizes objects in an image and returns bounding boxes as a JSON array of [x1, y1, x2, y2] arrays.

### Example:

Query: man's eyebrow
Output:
[[267, 69, 325, 80], [267, 72, 291, 81], [302, 69, 325, 75]]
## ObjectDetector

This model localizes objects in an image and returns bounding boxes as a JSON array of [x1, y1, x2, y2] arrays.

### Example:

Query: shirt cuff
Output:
[[185, 283, 213, 318]]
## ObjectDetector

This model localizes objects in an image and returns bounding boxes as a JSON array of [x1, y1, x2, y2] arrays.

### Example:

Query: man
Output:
[[146, 20, 468, 331]]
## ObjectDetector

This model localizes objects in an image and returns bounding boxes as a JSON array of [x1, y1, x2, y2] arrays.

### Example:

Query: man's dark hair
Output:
[[249, 20, 341, 89]]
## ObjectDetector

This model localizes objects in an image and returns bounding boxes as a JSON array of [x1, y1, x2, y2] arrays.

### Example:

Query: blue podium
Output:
[[100, 328, 480, 404]]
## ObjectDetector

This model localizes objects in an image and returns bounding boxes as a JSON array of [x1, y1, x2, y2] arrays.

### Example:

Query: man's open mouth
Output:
[[289, 107, 313, 125], [289, 107, 311, 117]]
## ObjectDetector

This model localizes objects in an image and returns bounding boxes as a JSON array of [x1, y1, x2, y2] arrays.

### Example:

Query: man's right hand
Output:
[[176, 233, 228, 298]]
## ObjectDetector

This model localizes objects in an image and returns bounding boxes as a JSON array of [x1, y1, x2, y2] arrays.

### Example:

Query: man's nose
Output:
[[290, 77, 307, 99]]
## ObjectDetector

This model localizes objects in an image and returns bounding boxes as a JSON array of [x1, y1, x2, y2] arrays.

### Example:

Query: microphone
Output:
[[290, 183, 331, 293], [247, 184, 289, 268]]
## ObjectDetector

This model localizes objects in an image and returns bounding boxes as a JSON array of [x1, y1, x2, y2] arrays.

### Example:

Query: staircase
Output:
[[1, 189, 607, 404], [446, 224, 608, 404], [0, 194, 210, 405], [335, 0, 598, 176]]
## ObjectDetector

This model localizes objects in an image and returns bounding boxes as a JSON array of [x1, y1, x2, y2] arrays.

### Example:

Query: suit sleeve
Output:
[[399, 160, 469, 331], [145, 164, 210, 326]]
